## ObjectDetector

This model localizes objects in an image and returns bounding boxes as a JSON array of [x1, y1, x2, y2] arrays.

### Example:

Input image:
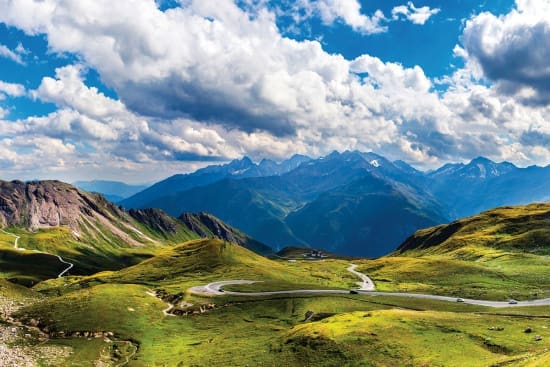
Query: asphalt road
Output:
[[347, 264, 375, 291], [189, 263, 550, 308], [355, 291, 550, 308]]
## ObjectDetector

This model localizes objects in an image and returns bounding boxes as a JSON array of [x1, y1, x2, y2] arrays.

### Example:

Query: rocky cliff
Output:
[[0, 180, 271, 254], [179, 212, 273, 255], [0, 180, 157, 247]]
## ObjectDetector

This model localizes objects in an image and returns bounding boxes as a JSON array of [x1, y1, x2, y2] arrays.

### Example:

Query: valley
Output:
[[2, 237, 549, 366], [1, 0, 549, 365], [0, 179, 548, 366], [120, 151, 550, 257]]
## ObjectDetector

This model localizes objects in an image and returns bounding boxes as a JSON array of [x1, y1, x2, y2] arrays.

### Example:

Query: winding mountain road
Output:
[[0, 228, 74, 278], [189, 263, 550, 308], [347, 264, 375, 291], [352, 291, 550, 308], [191, 280, 348, 297]]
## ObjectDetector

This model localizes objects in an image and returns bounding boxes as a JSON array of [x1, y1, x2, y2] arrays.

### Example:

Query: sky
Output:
[[0, 0, 548, 183]]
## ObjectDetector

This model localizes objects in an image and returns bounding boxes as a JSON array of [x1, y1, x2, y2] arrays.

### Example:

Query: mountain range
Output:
[[425, 156, 550, 218], [120, 154, 311, 209], [120, 151, 550, 257], [0, 180, 270, 282]]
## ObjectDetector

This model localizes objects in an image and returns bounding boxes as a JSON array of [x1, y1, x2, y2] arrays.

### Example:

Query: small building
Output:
[[304, 249, 328, 259]]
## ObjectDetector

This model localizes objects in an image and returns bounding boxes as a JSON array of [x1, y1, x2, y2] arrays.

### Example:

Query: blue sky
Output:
[[0, 0, 548, 183]]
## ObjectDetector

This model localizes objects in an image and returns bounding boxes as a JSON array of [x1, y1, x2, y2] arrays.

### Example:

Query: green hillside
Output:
[[356, 203, 550, 300], [0, 180, 273, 285], [2, 201, 549, 366], [397, 203, 550, 255], [13, 270, 550, 367], [281, 309, 550, 367], [34, 238, 358, 297]]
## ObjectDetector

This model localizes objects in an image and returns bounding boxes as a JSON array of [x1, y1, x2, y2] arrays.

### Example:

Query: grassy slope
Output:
[[34, 239, 359, 296], [16, 282, 550, 366], [397, 203, 550, 255], [0, 277, 42, 304], [0, 279, 82, 367], [7, 233, 549, 366], [1, 215, 274, 286], [14, 239, 383, 366], [1, 204, 272, 286], [0, 226, 162, 285], [4, 203, 550, 366], [357, 203, 550, 300], [282, 309, 550, 367], [1, 281, 141, 367], [0, 180, 222, 284], [15, 284, 377, 366]]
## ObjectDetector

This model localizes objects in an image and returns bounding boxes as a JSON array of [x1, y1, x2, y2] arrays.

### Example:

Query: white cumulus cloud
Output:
[[392, 2, 440, 25], [0, 43, 25, 64], [0, 80, 26, 97], [0, 80, 25, 118], [462, 0, 550, 105], [314, 0, 387, 34], [271, 0, 388, 35], [0, 0, 547, 181]]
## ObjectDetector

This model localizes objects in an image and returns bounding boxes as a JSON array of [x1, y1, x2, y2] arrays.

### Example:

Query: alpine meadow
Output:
[[0, 0, 549, 366]]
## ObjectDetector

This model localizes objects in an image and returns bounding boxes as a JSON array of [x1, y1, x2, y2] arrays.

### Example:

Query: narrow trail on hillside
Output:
[[114, 340, 139, 367], [189, 263, 550, 308], [0, 228, 74, 278], [146, 290, 176, 316], [0, 228, 20, 249], [55, 255, 74, 278]]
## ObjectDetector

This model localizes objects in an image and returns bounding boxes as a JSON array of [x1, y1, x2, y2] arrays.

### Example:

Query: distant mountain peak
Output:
[[259, 158, 276, 165], [241, 156, 253, 164], [428, 156, 518, 180], [227, 156, 255, 174], [469, 156, 493, 164], [326, 150, 341, 159], [289, 153, 310, 160], [467, 156, 516, 168], [116, 150, 549, 258], [229, 156, 254, 167], [463, 157, 517, 179]]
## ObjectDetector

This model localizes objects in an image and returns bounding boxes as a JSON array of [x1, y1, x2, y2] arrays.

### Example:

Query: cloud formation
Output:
[[0, 80, 25, 118], [0, 80, 25, 98], [270, 0, 387, 35], [310, 0, 387, 34], [0, 0, 547, 181], [0, 43, 25, 64], [462, 0, 550, 105], [391, 2, 440, 25], [0, 0, 393, 138]]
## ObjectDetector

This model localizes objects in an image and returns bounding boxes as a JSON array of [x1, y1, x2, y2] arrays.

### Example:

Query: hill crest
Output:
[[397, 203, 550, 255]]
